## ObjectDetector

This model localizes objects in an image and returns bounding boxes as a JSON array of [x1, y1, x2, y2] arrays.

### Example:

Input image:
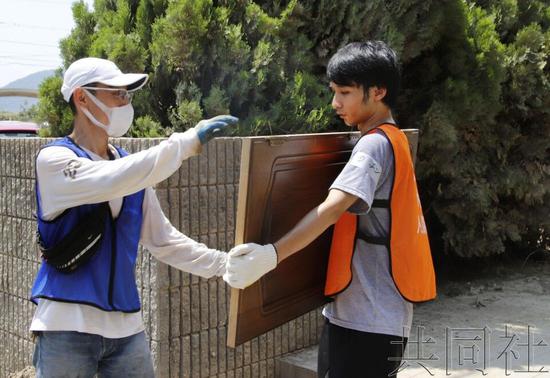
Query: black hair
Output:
[[327, 41, 400, 109], [69, 82, 98, 115]]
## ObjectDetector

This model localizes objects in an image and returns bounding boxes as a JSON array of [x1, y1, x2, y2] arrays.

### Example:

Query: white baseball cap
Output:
[[61, 57, 149, 102]]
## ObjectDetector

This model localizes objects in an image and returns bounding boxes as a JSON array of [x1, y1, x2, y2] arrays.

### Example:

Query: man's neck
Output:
[[357, 109, 395, 135], [70, 116, 110, 159]]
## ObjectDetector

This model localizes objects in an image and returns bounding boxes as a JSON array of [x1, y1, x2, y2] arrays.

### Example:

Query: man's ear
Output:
[[371, 86, 387, 102], [73, 88, 87, 108]]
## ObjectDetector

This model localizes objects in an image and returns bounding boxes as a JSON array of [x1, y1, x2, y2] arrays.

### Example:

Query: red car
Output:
[[0, 120, 39, 137]]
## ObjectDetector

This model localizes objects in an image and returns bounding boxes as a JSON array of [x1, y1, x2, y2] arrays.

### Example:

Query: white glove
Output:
[[223, 243, 278, 289]]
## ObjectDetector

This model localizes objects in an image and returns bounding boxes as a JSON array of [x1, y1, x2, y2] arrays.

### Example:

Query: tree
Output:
[[36, 73, 74, 137], [35, 0, 549, 258]]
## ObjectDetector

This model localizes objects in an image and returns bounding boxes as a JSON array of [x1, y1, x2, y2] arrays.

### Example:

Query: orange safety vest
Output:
[[324, 124, 436, 303]]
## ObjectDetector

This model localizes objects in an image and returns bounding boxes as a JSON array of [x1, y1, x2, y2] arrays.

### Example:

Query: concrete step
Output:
[[275, 345, 318, 378]]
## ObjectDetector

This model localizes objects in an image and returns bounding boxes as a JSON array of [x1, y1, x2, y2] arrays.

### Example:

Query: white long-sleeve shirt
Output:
[[30, 129, 227, 338]]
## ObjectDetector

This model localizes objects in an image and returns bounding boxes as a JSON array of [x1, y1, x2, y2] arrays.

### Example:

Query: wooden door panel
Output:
[[227, 130, 418, 347]]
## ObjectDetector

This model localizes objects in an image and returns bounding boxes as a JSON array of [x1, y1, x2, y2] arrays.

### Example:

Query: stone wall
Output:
[[0, 137, 323, 378]]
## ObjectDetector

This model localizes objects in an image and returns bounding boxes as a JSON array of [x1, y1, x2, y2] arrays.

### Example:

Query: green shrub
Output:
[[127, 115, 166, 138], [37, 0, 548, 258]]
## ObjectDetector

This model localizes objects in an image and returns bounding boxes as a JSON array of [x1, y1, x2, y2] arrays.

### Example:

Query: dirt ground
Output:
[[400, 252, 550, 377]]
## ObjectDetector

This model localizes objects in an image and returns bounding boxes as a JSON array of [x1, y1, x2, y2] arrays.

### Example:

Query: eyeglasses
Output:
[[81, 86, 136, 102]]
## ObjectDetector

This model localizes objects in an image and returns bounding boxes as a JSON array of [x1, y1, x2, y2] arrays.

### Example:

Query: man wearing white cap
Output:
[[30, 57, 238, 377]]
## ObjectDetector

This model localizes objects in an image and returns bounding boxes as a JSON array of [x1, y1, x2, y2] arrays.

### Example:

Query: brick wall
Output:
[[0, 137, 323, 377]]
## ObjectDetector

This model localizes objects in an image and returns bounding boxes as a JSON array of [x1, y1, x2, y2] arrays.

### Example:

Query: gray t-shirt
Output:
[[323, 131, 413, 338]]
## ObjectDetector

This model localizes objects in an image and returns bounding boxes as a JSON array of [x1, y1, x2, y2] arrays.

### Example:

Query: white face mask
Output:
[[81, 89, 134, 137]]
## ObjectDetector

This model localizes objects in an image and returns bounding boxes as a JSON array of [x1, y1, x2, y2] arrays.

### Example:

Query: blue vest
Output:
[[31, 137, 145, 312]]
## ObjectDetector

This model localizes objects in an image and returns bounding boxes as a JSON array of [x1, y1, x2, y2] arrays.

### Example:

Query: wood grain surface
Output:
[[228, 130, 419, 347]]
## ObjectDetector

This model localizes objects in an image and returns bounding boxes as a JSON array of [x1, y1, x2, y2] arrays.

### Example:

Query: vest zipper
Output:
[[108, 216, 117, 309]]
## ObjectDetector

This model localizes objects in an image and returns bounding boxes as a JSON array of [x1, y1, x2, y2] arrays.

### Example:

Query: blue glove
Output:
[[194, 115, 239, 144]]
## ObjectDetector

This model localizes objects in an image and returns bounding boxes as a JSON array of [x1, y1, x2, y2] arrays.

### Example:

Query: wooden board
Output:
[[227, 129, 419, 347]]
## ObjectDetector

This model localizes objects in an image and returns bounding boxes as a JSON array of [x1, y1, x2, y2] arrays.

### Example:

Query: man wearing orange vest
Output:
[[224, 41, 436, 377]]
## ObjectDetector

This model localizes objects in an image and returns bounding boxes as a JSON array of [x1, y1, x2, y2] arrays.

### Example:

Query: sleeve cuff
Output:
[[215, 251, 228, 277], [330, 184, 372, 214], [171, 128, 203, 156]]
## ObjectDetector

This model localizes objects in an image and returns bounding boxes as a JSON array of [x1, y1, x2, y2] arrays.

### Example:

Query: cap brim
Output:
[[97, 73, 148, 91]]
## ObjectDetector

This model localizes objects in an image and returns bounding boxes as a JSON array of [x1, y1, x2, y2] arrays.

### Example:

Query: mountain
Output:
[[0, 69, 56, 113], [2, 69, 56, 90]]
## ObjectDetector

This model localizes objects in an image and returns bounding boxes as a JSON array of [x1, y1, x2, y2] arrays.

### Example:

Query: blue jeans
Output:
[[33, 331, 155, 378]]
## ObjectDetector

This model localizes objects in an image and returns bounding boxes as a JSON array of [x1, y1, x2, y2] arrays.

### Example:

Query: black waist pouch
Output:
[[38, 204, 110, 273]]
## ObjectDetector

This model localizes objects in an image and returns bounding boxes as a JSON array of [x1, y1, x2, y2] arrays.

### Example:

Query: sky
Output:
[[0, 0, 94, 87]]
